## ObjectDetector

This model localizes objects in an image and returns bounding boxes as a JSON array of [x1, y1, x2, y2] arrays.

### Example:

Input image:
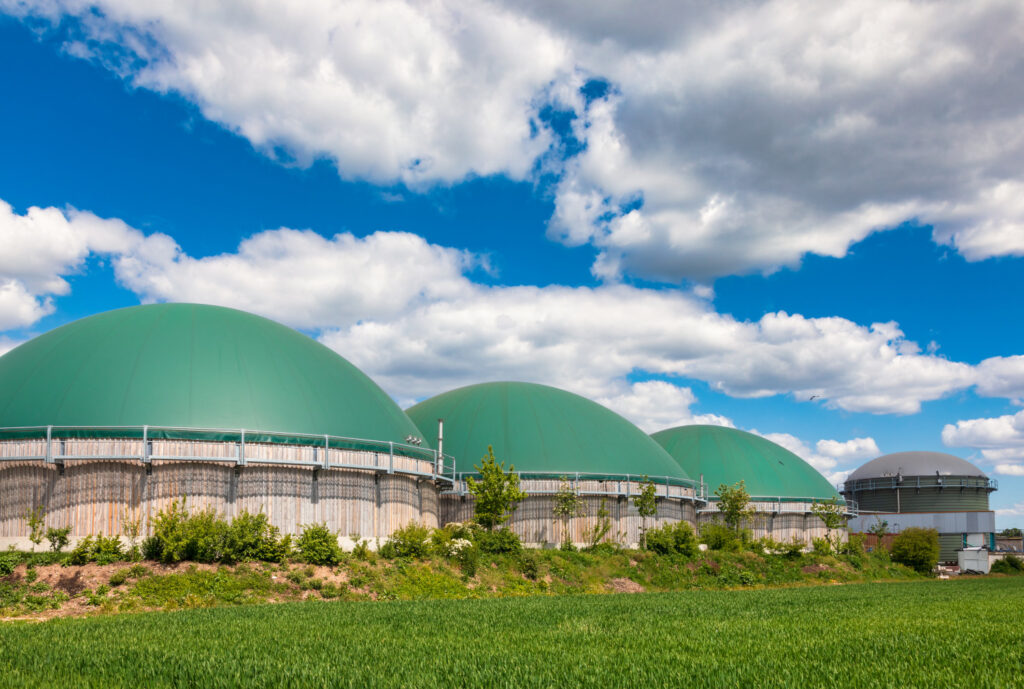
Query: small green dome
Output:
[[406, 382, 690, 482], [651, 425, 837, 501], [0, 303, 423, 444]]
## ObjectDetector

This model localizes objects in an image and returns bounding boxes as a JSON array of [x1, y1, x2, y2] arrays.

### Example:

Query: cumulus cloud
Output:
[[996, 501, 1024, 517], [976, 355, 1024, 400], [6, 1, 1024, 279], [815, 437, 880, 463], [0, 196, 991, 416], [596, 381, 734, 433], [114, 227, 479, 330], [754, 431, 869, 487], [942, 409, 1024, 467], [0, 199, 148, 329]]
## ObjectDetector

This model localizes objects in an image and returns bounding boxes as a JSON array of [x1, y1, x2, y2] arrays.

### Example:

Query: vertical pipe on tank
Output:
[[437, 419, 444, 475]]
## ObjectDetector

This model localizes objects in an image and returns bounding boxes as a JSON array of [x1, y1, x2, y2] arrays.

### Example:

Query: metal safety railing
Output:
[[443, 470, 708, 505], [0, 425, 457, 483], [698, 495, 859, 518], [842, 475, 997, 493]]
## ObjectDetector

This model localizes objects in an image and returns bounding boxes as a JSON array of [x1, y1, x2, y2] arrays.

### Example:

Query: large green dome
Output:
[[0, 303, 423, 444], [651, 425, 837, 501], [406, 382, 690, 482]]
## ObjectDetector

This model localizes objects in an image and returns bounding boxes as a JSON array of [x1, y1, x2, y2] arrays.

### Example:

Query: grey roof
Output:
[[847, 451, 987, 482]]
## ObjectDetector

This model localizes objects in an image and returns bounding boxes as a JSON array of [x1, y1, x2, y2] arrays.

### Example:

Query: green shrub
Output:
[[475, 528, 521, 554], [297, 523, 341, 566], [991, 553, 1024, 575], [109, 569, 130, 587], [519, 551, 540, 580], [45, 527, 71, 553], [645, 521, 698, 557], [65, 536, 94, 566], [0, 549, 18, 577], [846, 533, 866, 555], [148, 499, 229, 564], [352, 539, 372, 561], [383, 523, 431, 560], [93, 535, 124, 565], [320, 582, 345, 599], [811, 537, 832, 556], [890, 528, 939, 574], [224, 511, 289, 563], [700, 523, 739, 551]]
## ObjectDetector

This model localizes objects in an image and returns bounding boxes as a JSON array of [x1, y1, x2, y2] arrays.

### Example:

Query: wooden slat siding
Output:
[[696, 511, 835, 545], [439, 493, 700, 547], [0, 446, 442, 540], [0, 440, 47, 458]]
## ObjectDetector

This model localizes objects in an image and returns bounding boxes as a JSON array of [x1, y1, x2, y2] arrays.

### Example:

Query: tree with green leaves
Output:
[[1001, 527, 1022, 538], [553, 476, 584, 549], [585, 498, 613, 549], [25, 505, 45, 553], [466, 445, 527, 531], [811, 496, 848, 553], [715, 480, 754, 534], [633, 477, 658, 549]]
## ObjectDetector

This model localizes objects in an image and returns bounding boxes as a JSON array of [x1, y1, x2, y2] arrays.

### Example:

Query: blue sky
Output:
[[2, 3, 1023, 527]]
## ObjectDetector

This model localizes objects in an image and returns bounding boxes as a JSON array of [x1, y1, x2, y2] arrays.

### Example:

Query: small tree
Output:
[[585, 498, 613, 549], [890, 527, 940, 574], [1001, 527, 1022, 538], [633, 477, 657, 549], [868, 517, 889, 540], [715, 481, 754, 534], [811, 496, 848, 553], [25, 505, 46, 552], [553, 476, 584, 549], [122, 509, 143, 561], [466, 446, 526, 531], [45, 526, 71, 553]]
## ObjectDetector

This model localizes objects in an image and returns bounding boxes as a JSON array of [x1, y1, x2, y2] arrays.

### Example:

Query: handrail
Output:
[[842, 475, 997, 492], [0, 424, 457, 483], [445, 470, 708, 504]]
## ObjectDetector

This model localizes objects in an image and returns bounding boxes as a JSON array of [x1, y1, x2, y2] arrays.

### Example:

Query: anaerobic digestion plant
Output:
[[0, 303, 887, 548]]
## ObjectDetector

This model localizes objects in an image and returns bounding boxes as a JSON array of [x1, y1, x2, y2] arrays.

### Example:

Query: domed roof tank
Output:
[[406, 381, 689, 481], [847, 451, 987, 482], [0, 303, 423, 443], [651, 424, 838, 501]]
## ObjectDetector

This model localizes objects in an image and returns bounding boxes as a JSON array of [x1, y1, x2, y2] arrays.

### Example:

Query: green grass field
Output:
[[2, 578, 1021, 688]]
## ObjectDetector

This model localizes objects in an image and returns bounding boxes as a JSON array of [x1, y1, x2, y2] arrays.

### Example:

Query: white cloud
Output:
[[0, 199, 148, 329], [815, 437, 880, 462], [0, 335, 21, 357], [3, 0, 570, 186], [997, 501, 1024, 517], [113, 227, 479, 330], [942, 409, 1024, 469], [976, 355, 1024, 400], [754, 431, 868, 486], [7, 1, 1024, 278], [596, 380, 734, 433]]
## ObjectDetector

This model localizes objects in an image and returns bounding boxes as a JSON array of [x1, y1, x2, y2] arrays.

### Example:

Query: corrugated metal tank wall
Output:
[[849, 484, 990, 512]]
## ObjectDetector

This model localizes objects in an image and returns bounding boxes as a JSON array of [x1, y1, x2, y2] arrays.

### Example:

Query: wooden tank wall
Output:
[[0, 458, 439, 540], [697, 508, 836, 545], [441, 493, 698, 547]]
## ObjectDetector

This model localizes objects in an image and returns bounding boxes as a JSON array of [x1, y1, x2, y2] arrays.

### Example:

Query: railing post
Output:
[[238, 429, 246, 466], [324, 435, 330, 469], [388, 441, 394, 474], [45, 425, 52, 464], [142, 425, 150, 465]]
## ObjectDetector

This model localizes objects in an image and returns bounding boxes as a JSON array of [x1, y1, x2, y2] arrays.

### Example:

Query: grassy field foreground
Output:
[[1, 578, 1021, 688]]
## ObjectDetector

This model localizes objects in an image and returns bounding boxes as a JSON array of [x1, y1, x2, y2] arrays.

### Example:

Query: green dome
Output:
[[406, 382, 690, 482], [0, 303, 423, 445], [651, 425, 837, 501]]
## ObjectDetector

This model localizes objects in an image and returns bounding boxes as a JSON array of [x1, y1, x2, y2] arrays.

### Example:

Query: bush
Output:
[[383, 523, 431, 560], [148, 499, 229, 564], [519, 551, 539, 580], [45, 527, 71, 553], [65, 536, 94, 566], [297, 523, 341, 566], [224, 511, 289, 563], [811, 537, 832, 556], [700, 523, 740, 551], [845, 533, 866, 555], [646, 521, 698, 557], [475, 528, 521, 554], [0, 549, 17, 576], [890, 528, 939, 574], [991, 553, 1024, 575], [352, 539, 372, 561], [92, 535, 124, 565]]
